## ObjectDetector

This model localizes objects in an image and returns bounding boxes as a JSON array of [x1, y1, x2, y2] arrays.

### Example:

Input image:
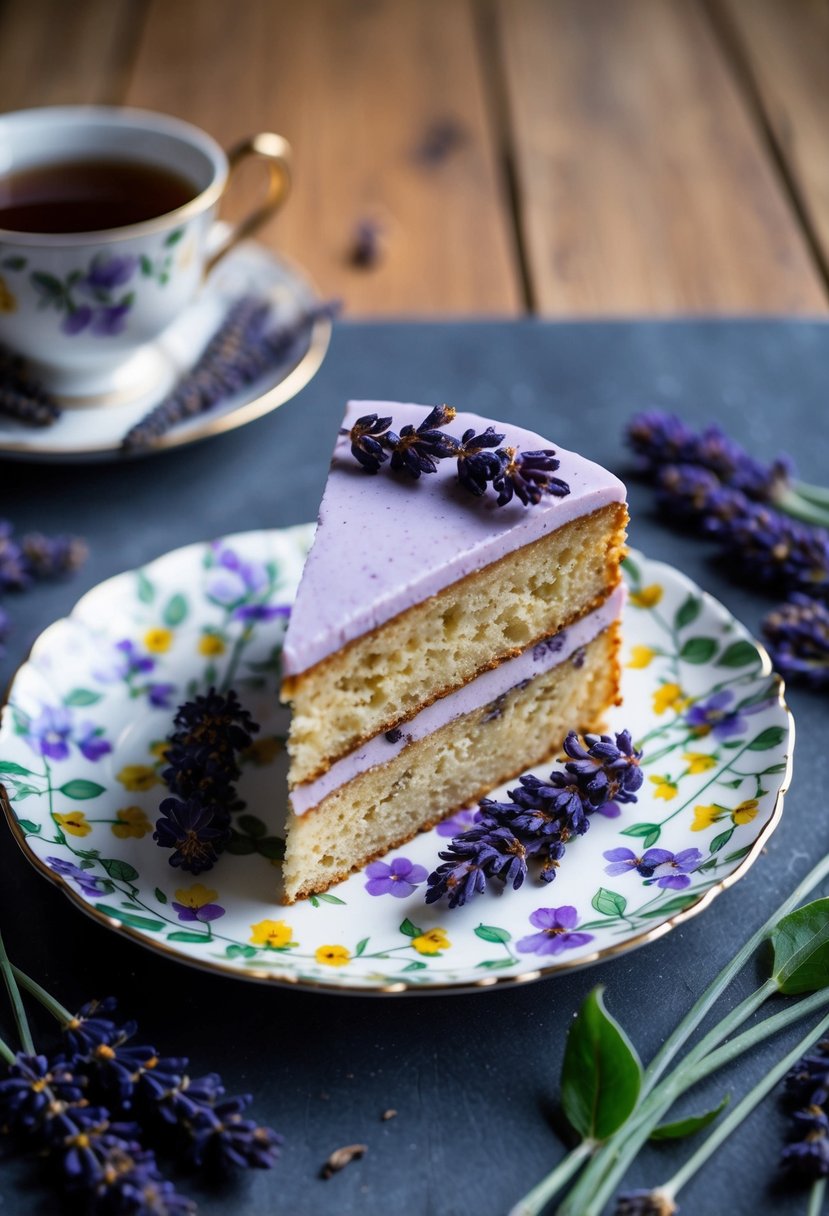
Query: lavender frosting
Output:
[[290, 585, 624, 816], [282, 402, 625, 678]]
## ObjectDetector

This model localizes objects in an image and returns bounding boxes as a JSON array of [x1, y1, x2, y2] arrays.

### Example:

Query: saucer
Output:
[[0, 241, 332, 462]]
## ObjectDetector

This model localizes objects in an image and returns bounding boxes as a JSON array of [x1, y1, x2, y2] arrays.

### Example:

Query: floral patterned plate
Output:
[[0, 240, 330, 462], [0, 530, 792, 994]]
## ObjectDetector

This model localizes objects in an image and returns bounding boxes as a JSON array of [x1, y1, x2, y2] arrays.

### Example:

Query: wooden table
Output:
[[1, 0, 827, 318]]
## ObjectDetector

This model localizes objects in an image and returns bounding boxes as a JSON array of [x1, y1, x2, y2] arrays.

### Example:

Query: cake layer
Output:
[[284, 500, 627, 785], [291, 584, 625, 816], [283, 401, 626, 678], [281, 621, 622, 903]]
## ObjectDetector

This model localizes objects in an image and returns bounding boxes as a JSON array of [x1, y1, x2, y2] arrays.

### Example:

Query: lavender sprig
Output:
[[153, 689, 260, 874], [346, 407, 571, 507], [0, 352, 62, 427], [426, 730, 642, 907], [763, 596, 829, 690], [122, 296, 340, 450]]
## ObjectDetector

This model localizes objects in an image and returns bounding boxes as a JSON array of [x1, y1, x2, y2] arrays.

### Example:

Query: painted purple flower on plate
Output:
[[364, 857, 428, 898], [23, 706, 74, 760], [148, 682, 176, 709], [171, 901, 226, 924], [685, 690, 745, 740], [604, 846, 702, 889], [84, 253, 138, 291], [436, 808, 479, 838], [90, 302, 131, 337], [233, 603, 291, 623], [47, 857, 110, 899], [206, 544, 269, 606], [516, 906, 594, 956]]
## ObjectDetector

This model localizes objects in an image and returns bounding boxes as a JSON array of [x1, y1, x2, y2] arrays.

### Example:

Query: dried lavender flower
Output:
[[780, 1041, 829, 1179], [0, 352, 62, 427], [426, 729, 642, 906], [492, 448, 570, 507], [763, 595, 829, 689], [347, 413, 393, 473], [456, 426, 505, 496], [386, 404, 460, 478], [123, 297, 340, 450]]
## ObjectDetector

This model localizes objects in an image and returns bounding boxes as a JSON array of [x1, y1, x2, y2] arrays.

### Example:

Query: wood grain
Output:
[[494, 0, 827, 315], [712, 0, 829, 285], [0, 0, 143, 109], [124, 0, 522, 316]]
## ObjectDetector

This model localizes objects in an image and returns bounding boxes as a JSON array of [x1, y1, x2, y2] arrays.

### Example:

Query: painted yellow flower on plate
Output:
[[198, 633, 225, 656], [55, 811, 91, 837], [250, 919, 293, 950], [692, 804, 726, 831], [628, 645, 657, 669], [112, 806, 151, 839], [0, 276, 17, 312], [630, 584, 663, 609], [683, 752, 717, 775], [412, 928, 451, 955], [652, 683, 688, 715], [117, 765, 161, 792], [175, 882, 219, 909], [649, 776, 678, 801], [144, 627, 173, 654], [733, 799, 759, 825], [315, 945, 350, 967]]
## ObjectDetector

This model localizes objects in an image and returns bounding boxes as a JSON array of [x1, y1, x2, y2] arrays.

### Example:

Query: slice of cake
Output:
[[279, 401, 627, 902]]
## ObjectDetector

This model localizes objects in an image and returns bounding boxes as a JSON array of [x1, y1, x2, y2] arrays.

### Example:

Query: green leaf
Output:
[[237, 814, 267, 837], [166, 930, 209, 943], [772, 899, 829, 994], [16, 819, 41, 834], [355, 937, 369, 956], [226, 943, 257, 959], [709, 828, 735, 854], [651, 1094, 730, 1141], [474, 924, 512, 944], [255, 836, 285, 861], [621, 823, 661, 849], [163, 593, 188, 627], [560, 986, 642, 1141], [226, 831, 256, 855], [716, 640, 760, 668], [59, 780, 105, 800], [640, 894, 699, 918], [10, 785, 40, 801], [748, 726, 787, 751], [99, 858, 139, 882], [164, 227, 185, 246], [680, 637, 718, 664], [718, 778, 744, 789], [155, 887, 168, 903], [308, 896, 319, 908], [402, 961, 427, 971], [316, 892, 345, 905], [63, 688, 103, 707], [591, 888, 627, 918], [724, 845, 753, 863], [762, 762, 789, 775], [0, 761, 35, 776], [94, 905, 165, 932], [476, 957, 516, 969], [674, 596, 701, 631], [1, 256, 26, 270], [139, 255, 153, 276], [621, 555, 641, 584], [399, 918, 422, 938], [30, 271, 63, 298], [137, 571, 155, 603]]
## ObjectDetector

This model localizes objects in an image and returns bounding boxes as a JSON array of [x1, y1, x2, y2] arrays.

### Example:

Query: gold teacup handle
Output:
[[206, 132, 292, 271]]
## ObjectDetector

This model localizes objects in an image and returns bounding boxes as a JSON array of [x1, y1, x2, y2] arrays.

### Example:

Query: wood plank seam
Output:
[[703, 0, 829, 305]]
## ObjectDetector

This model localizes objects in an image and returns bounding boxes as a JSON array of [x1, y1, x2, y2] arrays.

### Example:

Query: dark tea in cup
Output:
[[0, 158, 197, 234]]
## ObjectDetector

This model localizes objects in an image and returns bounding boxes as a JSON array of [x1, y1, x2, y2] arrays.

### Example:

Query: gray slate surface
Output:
[[1, 319, 827, 1216]]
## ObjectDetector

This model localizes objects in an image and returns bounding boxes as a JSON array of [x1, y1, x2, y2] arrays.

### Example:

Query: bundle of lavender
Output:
[[626, 412, 829, 689]]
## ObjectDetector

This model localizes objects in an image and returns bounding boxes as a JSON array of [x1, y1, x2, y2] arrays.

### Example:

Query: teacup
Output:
[[0, 105, 291, 403]]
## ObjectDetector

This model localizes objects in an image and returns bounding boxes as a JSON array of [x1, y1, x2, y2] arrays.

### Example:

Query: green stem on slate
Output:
[[0, 929, 34, 1057], [507, 1139, 595, 1216], [557, 850, 829, 1216], [777, 486, 829, 530], [792, 480, 829, 510], [577, 989, 829, 1216], [12, 965, 73, 1024], [807, 1177, 827, 1216], [662, 1009, 829, 1204]]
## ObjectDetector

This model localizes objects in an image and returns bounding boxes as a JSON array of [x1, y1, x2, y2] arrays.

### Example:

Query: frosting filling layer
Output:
[[290, 584, 624, 817]]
